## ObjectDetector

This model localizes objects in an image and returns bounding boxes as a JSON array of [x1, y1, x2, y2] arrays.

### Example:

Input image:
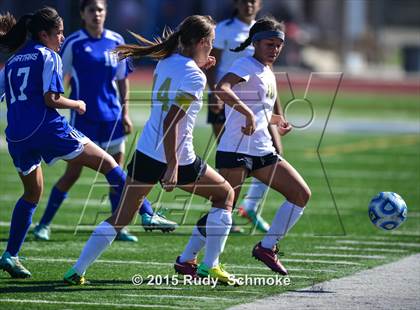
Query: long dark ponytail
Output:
[[116, 15, 216, 60], [231, 16, 285, 52], [0, 7, 62, 53]]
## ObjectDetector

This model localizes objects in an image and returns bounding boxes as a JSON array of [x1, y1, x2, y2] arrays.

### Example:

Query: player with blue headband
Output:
[[181, 16, 309, 276]]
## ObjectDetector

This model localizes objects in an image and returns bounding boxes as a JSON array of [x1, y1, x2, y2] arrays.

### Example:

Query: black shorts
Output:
[[215, 151, 281, 174], [127, 150, 207, 185], [207, 93, 226, 124]]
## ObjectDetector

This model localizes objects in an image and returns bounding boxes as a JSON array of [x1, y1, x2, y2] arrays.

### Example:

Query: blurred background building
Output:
[[1, 0, 420, 77]]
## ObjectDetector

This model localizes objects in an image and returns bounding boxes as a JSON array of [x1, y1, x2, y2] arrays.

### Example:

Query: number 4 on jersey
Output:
[[152, 74, 171, 111]]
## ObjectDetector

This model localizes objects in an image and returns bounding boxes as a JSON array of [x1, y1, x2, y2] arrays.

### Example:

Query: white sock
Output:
[[242, 178, 268, 212], [180, 226, 205, 262], [73, 221, 117, 275], [261, 201, 304, 249], [202, 208, 232, 268]]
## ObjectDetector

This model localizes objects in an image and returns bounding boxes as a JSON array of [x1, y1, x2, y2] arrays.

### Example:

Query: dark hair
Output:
[[80, 0, 107, 12], [0, 7, 62, 53], [116, 15, 216, 60], [231, 16, 285, 52]]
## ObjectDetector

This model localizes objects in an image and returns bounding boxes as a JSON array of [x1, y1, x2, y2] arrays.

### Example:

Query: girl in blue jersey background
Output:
[[33, 0, 177, 242], [0, 7, 132, 279]]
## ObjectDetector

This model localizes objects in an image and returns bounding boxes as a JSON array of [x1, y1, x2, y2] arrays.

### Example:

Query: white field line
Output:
[[315, 246, 408, 253], [26, 257, 340, 272], [114, 286, 262, 295], [0, 299, 190, 309], [336, 240, 420, 248], [388, 230, 420, 237], [4, 221, 416, 242], [236, 274, 313, 279], [121, 294, 231, 301], [291, 252, 385, 259], [281, 258, 361, 266], [2, 221, 418, 245]]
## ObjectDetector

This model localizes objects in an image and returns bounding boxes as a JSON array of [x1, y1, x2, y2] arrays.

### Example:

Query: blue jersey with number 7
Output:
[[0, 40, 65, 142]]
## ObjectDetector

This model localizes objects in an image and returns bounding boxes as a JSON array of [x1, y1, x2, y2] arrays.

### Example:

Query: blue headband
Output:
[[252, 30, 285, 42]]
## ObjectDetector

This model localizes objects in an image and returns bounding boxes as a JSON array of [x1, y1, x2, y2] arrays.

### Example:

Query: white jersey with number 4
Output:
[[137, 54, 206, 165], [218, 56, 277, 156]]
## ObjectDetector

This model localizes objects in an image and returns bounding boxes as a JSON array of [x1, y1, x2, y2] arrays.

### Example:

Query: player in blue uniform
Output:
[[33, 0, 177, 242], [0, 7, 135, 279]]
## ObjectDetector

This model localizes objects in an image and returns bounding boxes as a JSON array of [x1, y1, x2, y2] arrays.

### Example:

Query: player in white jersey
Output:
[[64, 15, 240, 286], [206, 0, 289, 233], [181, 17, 310, 276]]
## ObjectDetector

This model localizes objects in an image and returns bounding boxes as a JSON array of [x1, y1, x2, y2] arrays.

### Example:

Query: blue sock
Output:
[[6, 197, 37, 256], [138, 198, 154, 216], [105, 166, 126, 195], [106, 166, 154, 216], [39, 186, 68, 226], [109, 190, 120, 213]]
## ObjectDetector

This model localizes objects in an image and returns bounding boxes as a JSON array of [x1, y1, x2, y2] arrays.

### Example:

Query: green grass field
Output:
[[0, 86, 419, 309]]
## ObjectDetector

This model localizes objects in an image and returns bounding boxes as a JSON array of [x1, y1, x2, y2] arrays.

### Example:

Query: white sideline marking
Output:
[[121, 294, 231, 301], [0, 299, 189, 309], [282, 258, 361, 266], [26, 257, 340, 272], [291, 252, 385, 259], [315, 246, 408, 253], [237, 274, 313, 279], [337, 240, 420, 248], [389, 231, 420, 237]]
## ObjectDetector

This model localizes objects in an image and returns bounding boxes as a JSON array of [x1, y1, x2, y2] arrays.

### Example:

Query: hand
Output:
[[75, 100, 86, 115], [272, 114, 292, 136], [202, 56, 216, 70], [161, 164, 178, 192], [122, 114, 133, 135], [241, 113, 256, 136], [209, 92, 224, 114]]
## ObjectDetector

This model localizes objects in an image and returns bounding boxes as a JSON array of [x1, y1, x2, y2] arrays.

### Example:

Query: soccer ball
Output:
[[368, 192, 408, 230]]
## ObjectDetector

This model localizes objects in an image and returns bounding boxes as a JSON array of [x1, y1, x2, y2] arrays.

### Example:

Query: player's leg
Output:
[[64, 150, 160, 284], [177, 164, 240, 284], [238, 177, 270, 232], [250, 159, 311, 274], [107, 144, 138, 242], [108, 136, 177, 234], [34, 162, 83, 240], [65, 177, 154, 285], [1, 167, 43, 278]]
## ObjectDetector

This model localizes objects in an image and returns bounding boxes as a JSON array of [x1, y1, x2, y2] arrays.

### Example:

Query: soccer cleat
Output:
[[238, 206, 270, 233], [252, 242, 288, 275], [197, 263, 241, 286], [63, 267, 89, 285], [115, 228, 138, 242], [174, 256, 198, 277], [142, 213, 178, 233], [33, 223, 51, 241], [0, 252, 31, 278]]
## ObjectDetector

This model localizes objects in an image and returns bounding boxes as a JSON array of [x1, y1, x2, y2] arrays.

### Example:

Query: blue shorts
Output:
[[7, 118, 90, 176], [70, 114, 125, 149]]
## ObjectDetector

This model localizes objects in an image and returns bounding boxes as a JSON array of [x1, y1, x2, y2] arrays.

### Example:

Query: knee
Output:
[[64, 168, 82, 183], [212, 183, 235, 209], [23, 186, 43, 204], [102, 154, 119, 175], [297, 185, 311, 207]]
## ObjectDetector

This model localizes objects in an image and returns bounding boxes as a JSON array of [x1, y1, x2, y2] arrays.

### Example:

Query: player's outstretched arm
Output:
[[44, 91, 86, 115]]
